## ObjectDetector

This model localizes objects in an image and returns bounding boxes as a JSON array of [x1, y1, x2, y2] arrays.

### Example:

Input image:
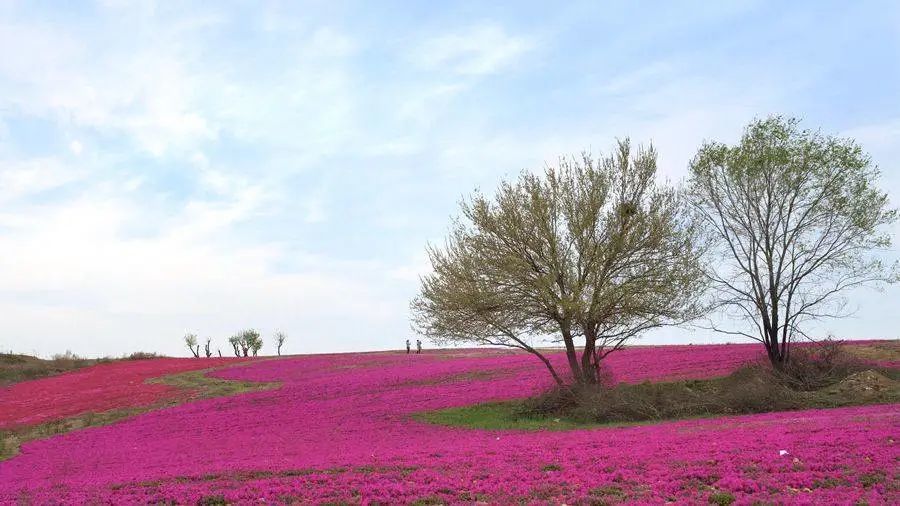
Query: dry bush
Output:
[[776, 339, 867, 391], [715, 364, 799, 414], [516, 341, 894, 424], [1, 352, 101, 386], [125, 352, 163, 360], [520, 380, 715, 423], [572, 381, 711, 422], [518, 386, 582, 418], [50, 350, 80, 361]]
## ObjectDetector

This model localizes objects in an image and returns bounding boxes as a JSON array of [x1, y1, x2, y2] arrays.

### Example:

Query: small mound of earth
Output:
[[824, 370, 896, 397]]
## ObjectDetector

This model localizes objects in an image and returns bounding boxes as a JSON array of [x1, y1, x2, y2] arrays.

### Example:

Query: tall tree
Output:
[[412, 140, 707, 384], [688, 116, 899, 366]]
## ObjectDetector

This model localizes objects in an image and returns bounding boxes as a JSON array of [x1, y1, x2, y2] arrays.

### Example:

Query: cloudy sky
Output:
[[1, 1, 898, 357]]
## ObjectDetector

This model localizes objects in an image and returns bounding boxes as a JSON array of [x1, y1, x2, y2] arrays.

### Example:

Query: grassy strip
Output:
[[0, 362, 280, 461], [418, 367, 899, 432], [415, 401, 606, 431]]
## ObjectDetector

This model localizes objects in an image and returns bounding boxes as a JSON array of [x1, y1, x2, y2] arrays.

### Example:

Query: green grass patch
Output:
[[708, 491, 735, 505], [415, 401, 599, 431]]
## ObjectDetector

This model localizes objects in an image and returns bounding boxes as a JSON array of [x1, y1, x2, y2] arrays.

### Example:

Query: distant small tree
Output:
[[238, 333, 250, 357], [250, 335, 263, 357], [203, 338, 212, 358], [412, 140, 708, 385], [184, 333, 200, 358], [236, 329, 262, 357], [274, 331, 287, 356], [228, 335, 241, 357], [688, 116, 899, 367]]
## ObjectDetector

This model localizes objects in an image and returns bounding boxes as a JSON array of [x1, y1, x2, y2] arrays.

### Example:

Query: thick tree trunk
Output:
[[763, 324, 788, 368], [579, 331, 600, 384], [559, 321, 582, 383]]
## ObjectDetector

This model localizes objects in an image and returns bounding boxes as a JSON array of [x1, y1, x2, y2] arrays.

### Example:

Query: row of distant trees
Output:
[[412, 116, 898, 385], [184, 330, 287, 358]]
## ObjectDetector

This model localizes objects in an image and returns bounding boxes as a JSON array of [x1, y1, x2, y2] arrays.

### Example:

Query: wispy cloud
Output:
[[412, 24, 533, 76]]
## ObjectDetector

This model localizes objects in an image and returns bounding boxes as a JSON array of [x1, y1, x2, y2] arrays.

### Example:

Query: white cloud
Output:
[[413, 24, 533, 76], [397, 82, 469, 125], [387, 252, 432, 282], [0, 17, 219, 157], [843, 118, 900, 154], [0, 157, 86, 203], [302, 191, 327, 224], [0, 192, 403, 357]]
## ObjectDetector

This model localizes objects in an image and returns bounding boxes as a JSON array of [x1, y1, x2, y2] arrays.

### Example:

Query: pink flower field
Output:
[[0, 357, 247, 429], [0, 344, 896, 504]]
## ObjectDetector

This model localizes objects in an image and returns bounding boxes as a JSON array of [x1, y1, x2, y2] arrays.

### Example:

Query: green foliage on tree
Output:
[[235, 329, 263, 357], [228, 335, 241, 357], [412, 139, 708, 384], [184, 333, 200, 358]]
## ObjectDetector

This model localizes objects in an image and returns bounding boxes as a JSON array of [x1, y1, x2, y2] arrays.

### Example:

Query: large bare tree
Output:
[[412, 140, 707, 384], [688, 116, 898, 366]]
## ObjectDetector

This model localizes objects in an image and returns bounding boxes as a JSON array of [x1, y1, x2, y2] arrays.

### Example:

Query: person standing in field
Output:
[[406, 339, 411, 354], [416, 339, 422, 354]]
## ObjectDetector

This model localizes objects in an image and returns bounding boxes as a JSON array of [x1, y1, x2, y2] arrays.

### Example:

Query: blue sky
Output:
[[0, 0, 898, 357]]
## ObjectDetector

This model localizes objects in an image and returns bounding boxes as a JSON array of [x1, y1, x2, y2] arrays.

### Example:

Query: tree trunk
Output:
[[579, 329, 599, 384], [559, 320, 582, 383], [763, 324, 788, 368]]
